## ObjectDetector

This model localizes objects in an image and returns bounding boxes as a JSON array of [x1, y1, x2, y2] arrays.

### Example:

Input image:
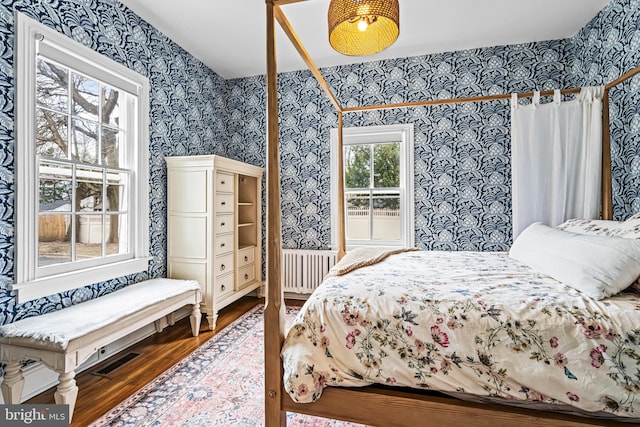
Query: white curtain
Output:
[[511, 87, 604, 239]]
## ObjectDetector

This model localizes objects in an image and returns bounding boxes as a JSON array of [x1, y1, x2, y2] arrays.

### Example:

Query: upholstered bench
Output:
[[0, 278, 201, 420]]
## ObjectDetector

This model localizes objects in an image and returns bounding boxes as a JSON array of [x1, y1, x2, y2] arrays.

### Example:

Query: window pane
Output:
[[76, 167, 104, 211], [77, 214, 103, 259], [106, 171, 127, 212], [71, 118, 98, 163], [36, 108, 68, 159], [344, 145, 370, 189], [106, 214, 127, 256], [101, 126, 121, 166], [346, 193, 370, 240], [36, 59, 68, 113], [373, 143, 400, 188], [102, 86, 120, 127], [372, 195, 401, 241], [39, 161, 72, 212], [38, 214, 72, 266], [72, 73, 99, 121]]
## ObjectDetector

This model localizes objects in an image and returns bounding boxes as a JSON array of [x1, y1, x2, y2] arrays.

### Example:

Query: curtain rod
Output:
[[341, 88, 581, 113], [341, 67, 640, 113]]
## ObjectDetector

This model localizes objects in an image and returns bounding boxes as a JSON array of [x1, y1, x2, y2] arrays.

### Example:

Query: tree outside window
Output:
[[36, 59, 128, 266], [344, 142, 401, 241]]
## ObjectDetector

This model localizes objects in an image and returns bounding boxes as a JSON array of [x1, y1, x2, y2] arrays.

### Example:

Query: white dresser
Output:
[[166, 155, 264, 330]]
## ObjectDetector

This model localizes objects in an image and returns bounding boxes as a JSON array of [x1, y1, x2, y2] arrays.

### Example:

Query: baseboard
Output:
[[0, 305, 193, 403], [284, 292, 310, 300], [258, 281, 310, 301]]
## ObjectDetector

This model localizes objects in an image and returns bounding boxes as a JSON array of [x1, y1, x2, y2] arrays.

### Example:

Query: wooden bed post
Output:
[[336, 112, 346, 260], [264, 1, 286, 426], [601, 87, 613, 220]]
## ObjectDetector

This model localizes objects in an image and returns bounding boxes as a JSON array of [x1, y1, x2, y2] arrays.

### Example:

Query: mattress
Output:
[[281, 250, 640, 418]]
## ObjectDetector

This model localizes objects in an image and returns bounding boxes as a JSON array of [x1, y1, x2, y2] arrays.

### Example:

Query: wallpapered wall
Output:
[[228, 43, 569, 251], [566, 0, 640, 219], [0, 0, 229, 324], [227, 44, 567, 251], [0, 0, 637, 323]]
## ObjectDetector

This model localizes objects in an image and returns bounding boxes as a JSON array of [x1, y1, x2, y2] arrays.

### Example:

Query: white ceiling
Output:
[[118, 0, 612, 80]]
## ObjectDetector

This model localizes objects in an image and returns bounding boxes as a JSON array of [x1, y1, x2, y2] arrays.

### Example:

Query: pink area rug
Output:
[[90, 305, 367, 427]]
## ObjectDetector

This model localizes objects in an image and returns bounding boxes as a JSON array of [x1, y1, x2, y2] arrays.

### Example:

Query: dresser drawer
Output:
[[216, 172, 234, 193], [214, 253, 234, 276], [237, 264, 256, 289], [215, 234, 234, 255], [216, 272, 234, 298], [215, 214, 234, 234], [216, 193, 234, 213], [237, 246, 255, 268]]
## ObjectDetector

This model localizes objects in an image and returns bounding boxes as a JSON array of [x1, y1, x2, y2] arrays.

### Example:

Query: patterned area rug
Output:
[[90, 305, 366, 426]]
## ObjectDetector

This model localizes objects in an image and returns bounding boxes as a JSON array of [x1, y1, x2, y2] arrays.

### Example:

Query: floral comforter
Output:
[[281, 250, 640, 417]]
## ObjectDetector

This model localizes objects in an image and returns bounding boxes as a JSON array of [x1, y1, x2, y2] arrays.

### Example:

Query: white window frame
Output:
[[330, 123, 415, 248], [13, 13, 150, 303]]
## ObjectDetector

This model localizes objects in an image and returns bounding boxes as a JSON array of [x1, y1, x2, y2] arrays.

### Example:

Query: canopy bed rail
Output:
[[264, 1, 640, 426]]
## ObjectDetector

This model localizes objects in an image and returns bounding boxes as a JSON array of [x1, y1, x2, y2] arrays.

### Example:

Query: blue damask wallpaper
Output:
[[227, 45, 571, 251], [566, 0, 640, 219], [229, 42, 568, 251], [0, 0, 637, 323], [0, 0, 229, 323]]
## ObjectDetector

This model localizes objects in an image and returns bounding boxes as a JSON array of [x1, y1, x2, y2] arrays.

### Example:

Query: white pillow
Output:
[[509, 223, 640, 299]]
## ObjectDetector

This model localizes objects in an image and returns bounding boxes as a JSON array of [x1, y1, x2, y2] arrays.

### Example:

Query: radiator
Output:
[[281, 249, 337, 294]]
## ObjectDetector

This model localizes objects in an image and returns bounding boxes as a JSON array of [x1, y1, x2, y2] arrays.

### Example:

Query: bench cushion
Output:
[[0, 279, 200, 350]]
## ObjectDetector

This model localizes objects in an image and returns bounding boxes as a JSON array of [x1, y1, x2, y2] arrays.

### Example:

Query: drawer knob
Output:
[[221, 264, 226, 271], [244, 256, 248, 262], [221, 243, 225, 247], [221, 201, 226, 206], [221, 180, 226, 185], [221, 284, 226, 291], [221, 222, 226, 227], [244, 273, 249, 280]]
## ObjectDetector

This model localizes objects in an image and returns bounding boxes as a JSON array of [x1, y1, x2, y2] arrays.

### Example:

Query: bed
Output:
[[263, 1, 640, 426], [282, 249, 640, 418]]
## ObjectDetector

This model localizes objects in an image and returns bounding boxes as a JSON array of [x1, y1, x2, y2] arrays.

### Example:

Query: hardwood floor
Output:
[[27, 296, 303, 427]]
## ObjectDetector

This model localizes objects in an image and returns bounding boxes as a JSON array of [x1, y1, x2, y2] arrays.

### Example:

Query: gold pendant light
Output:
[[328, 0, 400, 56]]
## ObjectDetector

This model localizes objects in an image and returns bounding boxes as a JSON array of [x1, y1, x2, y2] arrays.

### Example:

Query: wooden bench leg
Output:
[[190, 303, 201, 336], [1, 361, 25, 404], [167, 312, 176, 326], [54, 371, 78, 421]]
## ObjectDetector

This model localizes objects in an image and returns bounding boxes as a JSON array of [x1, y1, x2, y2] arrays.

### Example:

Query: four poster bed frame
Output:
[[263, 1, 640, 425]]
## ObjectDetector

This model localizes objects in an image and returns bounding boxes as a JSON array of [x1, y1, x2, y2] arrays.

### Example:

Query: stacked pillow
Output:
[[555, 218, 624, 236], [555, 213, 640, 239], [556, 212, 640, 293], [509, 212, 640, 300]]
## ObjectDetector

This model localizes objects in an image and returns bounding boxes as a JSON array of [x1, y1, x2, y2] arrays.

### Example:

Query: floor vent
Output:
[[92, 352, 141, 377]]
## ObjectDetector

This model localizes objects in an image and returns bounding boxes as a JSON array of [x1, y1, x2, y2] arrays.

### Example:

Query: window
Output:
[[14, 14, 150, 303], [330, 124, 414, 248]]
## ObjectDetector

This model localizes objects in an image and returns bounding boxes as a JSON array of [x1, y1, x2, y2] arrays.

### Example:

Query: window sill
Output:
[[11, 257, 151, 304]]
